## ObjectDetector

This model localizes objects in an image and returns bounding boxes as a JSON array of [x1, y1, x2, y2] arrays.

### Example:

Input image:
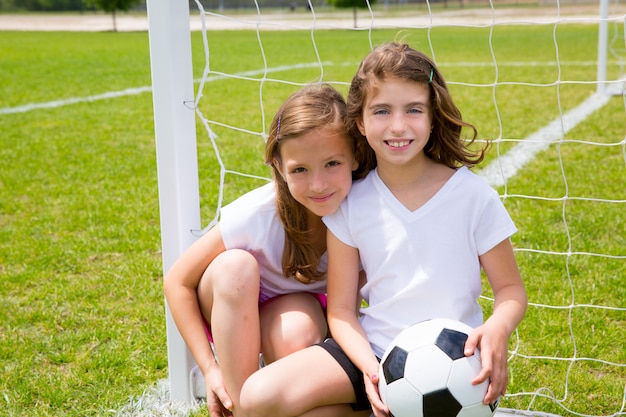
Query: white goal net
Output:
[[146, 0, 626, 416]]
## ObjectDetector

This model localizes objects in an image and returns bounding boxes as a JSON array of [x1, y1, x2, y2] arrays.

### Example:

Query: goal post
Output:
[[146, 0, 200, 403], [597, 0, 624, 95]]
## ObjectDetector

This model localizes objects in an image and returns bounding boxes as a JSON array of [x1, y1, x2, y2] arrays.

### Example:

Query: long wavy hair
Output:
[[346, 42, 487, 169], [265, 84, 375, 284]]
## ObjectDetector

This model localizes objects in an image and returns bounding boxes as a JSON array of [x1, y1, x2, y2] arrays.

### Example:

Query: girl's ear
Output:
[[351, 159, 359, 171], [357, 118, 366, 136], [273, 158, 286, 180]]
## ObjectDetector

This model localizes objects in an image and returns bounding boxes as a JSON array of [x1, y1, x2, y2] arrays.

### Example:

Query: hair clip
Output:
[[429, 68, 434, 83], [276, 114, 282, 140]]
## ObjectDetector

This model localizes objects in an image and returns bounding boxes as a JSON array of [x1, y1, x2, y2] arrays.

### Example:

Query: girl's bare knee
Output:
[[196, 249, 261, 325], [268, 318, 325, 359], [240, 374, 276, 417], [200, 249, 260, 299], [260, 293, 327, 362]]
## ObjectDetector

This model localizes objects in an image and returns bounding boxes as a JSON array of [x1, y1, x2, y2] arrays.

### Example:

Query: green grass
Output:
[[1, 16, 625, 417]]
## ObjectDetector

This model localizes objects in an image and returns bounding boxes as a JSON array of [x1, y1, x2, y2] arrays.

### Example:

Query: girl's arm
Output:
[[465, 238, 528, 405], [163, 224, 231, 411], [326, 232, 387, 416]]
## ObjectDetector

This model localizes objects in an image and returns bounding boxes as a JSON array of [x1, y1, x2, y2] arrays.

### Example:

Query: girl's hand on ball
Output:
[[366, 370, 389, 417], [467, 323, 509, 404]]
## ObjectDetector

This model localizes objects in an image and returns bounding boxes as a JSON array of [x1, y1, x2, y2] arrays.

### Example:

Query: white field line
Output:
[[0, 63, 320, 115], [0, 60, 603, 115], [113, 379, 201, 417], [477, 92, 611, 187], [2, 61, 609, 416], [0, 87, 153, 115]]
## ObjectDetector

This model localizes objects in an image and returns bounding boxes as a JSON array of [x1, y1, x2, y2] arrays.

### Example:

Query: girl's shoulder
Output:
[[219, 182, 282, 249], [225, 181, 275, 210], [220, 182, 277, 223], [455, 166, 498, 194], [349, 169, 377, 193]]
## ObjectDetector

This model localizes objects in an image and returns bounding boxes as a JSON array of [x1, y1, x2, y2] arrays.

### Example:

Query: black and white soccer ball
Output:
[[378, 318, 500, 417]]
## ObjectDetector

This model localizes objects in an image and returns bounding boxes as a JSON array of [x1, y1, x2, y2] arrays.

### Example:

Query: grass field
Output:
[[0, 10, 625, 417]]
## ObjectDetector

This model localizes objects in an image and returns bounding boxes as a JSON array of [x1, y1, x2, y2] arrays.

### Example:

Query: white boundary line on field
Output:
[[113, 379, 200, 417], [0, 60, 604, 116], [0, 63, 323, 115], [0, 87, 153, 115], [477, 92, 612, 187]]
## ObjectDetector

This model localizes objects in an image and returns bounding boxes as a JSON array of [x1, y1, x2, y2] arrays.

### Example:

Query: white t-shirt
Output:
[[323, 167, 517, 357], [219, 182, 327, 303]]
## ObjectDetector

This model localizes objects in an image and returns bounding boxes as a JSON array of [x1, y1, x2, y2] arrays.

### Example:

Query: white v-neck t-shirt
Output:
[[323, 167, 517, 357]]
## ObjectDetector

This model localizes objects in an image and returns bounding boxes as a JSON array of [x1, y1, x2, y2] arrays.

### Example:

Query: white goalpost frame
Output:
[[597, 0, 611, 94], [146, 0, 201, 403], [145, 0, 620, 406]]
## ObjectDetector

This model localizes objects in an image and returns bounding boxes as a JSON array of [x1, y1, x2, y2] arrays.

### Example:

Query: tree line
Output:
[[0, 0, 145, 12], [1, 0, 378, 30], [0, 0, 381, 12]]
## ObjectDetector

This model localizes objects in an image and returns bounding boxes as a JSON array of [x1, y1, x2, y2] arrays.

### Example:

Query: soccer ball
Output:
[[378, 318, 500, 417]]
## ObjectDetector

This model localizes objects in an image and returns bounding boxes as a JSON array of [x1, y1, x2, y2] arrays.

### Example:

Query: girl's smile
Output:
[[385, 139, 413, 149]]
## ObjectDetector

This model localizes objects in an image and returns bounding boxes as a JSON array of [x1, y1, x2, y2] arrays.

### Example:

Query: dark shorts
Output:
[[316, 338, 371, 411]]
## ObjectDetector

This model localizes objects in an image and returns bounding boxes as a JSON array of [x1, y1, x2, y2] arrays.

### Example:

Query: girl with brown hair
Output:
[[164, 83, 374, 417]]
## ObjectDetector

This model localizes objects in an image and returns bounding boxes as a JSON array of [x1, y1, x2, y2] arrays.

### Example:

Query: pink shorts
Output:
[[202, 292, 327, 343]]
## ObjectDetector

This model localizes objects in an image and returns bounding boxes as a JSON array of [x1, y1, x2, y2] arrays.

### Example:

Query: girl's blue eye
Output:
[[327, 160, 341, 167]]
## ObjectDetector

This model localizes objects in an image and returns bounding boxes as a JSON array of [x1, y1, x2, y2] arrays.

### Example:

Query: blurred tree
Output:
[[329, 0, 376, 28], [83, 0, 142, 31], [5, 0, 92, 11]]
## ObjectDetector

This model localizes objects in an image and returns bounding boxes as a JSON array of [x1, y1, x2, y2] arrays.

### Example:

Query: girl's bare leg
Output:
[[259, 292, 328, 364], [240, 345, 371, 417], [198, 249, 261, 413]]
